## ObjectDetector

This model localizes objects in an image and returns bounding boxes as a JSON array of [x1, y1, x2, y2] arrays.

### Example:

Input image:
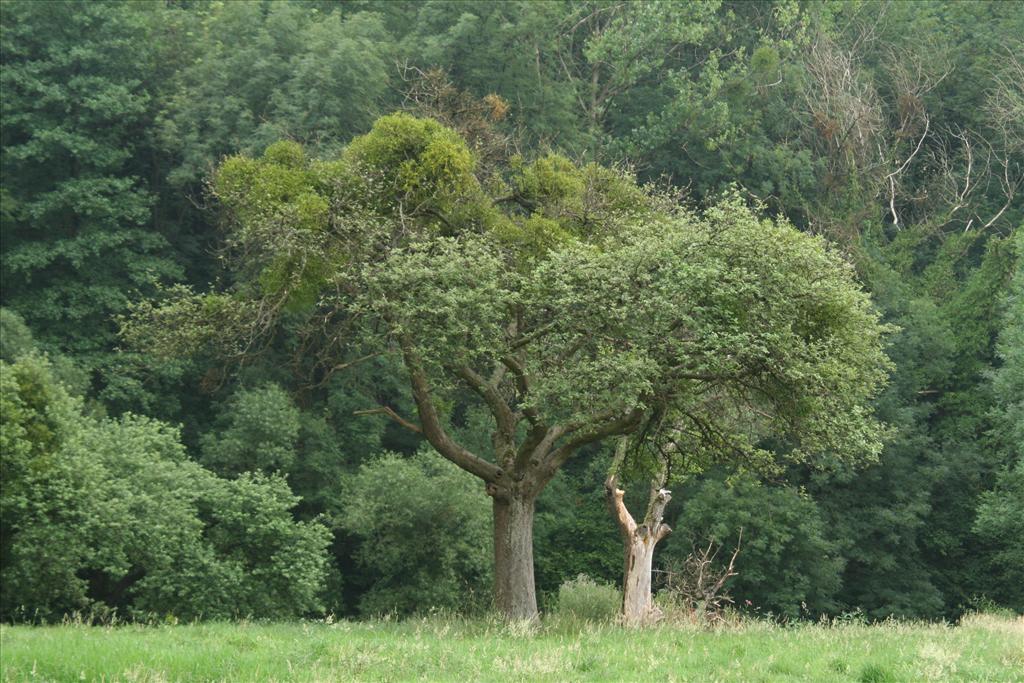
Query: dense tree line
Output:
[[1, 0, 1020, 621]]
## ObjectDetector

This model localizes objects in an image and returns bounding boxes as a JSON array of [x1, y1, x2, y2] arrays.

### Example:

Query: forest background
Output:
[[1, 0, 1021, 624]]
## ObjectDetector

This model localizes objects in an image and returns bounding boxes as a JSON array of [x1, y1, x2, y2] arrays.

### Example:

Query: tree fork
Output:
[[606, 439, 673, 627]]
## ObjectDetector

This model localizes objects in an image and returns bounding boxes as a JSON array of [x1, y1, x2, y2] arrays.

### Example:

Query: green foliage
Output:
[[0, 308, 35, 361], [990, 228, 1024, 451], [361, 235, 517, 370], [339, 450, 492, 616], [0, 357, 89, 621], [972, 460, 1024, 611], [146, 113, 890, 621], [906, 234, 1021, 615], [197, 382, 358, 521], [0, 356, 331, 622], [667, 473, 843, 619], [798, 259, 949, 619], [157, 1, 395, 187], [0, 1, 182, 374], [0, 308, 89, 394], [213, 146, 340, 310], [972, 232, 1024, 611], [359, 189, 890, 457], [3, 0, 1022, 621], [534, 455, 623, 598], [120, 286, 258, 361], [200, 384, 302, 476], [514, 196, 890, 459], [809, 449, 946, 620], [403, 1, 585, 150], [145, 470, 332, 620], [552, 575, 621, 624], [495, 154, 657, 254], [343, 113, 481, 220]]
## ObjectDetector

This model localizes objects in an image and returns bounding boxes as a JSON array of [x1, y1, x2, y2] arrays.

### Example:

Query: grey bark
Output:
[[491, 490, 539, 621], [605, 440, 673, 626]]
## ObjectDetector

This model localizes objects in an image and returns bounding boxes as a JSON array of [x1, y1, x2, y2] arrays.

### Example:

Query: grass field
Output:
[[1, 613, 1021, 682]]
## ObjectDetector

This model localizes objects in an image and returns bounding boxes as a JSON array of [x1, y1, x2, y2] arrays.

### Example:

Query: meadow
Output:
[[1, 613, 1021, 682]]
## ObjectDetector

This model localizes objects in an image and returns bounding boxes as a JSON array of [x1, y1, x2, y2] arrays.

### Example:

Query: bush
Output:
[[972, 459, 1024, 611], [665, 472, 843, 619], [339, 448, 492, 616], [552, 575, 620, 624], [0, 355, 332, 622], [199, 383, 302, 477]]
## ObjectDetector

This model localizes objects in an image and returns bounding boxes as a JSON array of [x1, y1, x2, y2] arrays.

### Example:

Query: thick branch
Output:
[[501, 355, 540, 426], [607, 439, 673, 542], [454, 364, 517, 439], [353, 406, 422, 434], [399, 336, 504, 484], [538, 407, 643, 483], [605, 479, 637, 539], [644, 488, 673, 543], [515, 423, 568, 474], [453, 363, 518, 469]]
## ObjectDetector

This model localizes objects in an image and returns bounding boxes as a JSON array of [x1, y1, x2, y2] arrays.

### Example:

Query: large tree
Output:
[[0, 2, 181, 370], [128, 113, 890, 620]]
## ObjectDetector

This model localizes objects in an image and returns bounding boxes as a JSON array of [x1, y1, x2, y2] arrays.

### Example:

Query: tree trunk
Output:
[[607, 482, 672, 627], [620, 513, 669, 626], [492, 491, 539, 621]]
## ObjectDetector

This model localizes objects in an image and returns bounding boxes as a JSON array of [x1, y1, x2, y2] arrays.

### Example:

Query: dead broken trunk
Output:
[[492, 491, 538, 620], [607, 480, 672, 627]]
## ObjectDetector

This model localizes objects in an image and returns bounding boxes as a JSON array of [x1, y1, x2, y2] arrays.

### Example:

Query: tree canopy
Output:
[[127, 111, 891, 619]]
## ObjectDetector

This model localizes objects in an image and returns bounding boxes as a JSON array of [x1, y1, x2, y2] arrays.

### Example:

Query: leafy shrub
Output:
[[198, 378, 384, 520], [0, 355, 332, 622], [665, 472, 842, 619], [552, 575, 621, 624], [200, 383, 301, 476], [339, 448, 492, 616]]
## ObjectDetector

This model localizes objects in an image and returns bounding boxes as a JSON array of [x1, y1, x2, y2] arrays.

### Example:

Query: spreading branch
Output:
[[400, 336, 504, 484], [353, 406, 422, 434], [540, 407, 644, 483], [453, 362, 518, 467]]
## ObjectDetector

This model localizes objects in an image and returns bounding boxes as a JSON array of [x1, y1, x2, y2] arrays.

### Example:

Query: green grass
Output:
[[1, 613, 1021, 682]]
